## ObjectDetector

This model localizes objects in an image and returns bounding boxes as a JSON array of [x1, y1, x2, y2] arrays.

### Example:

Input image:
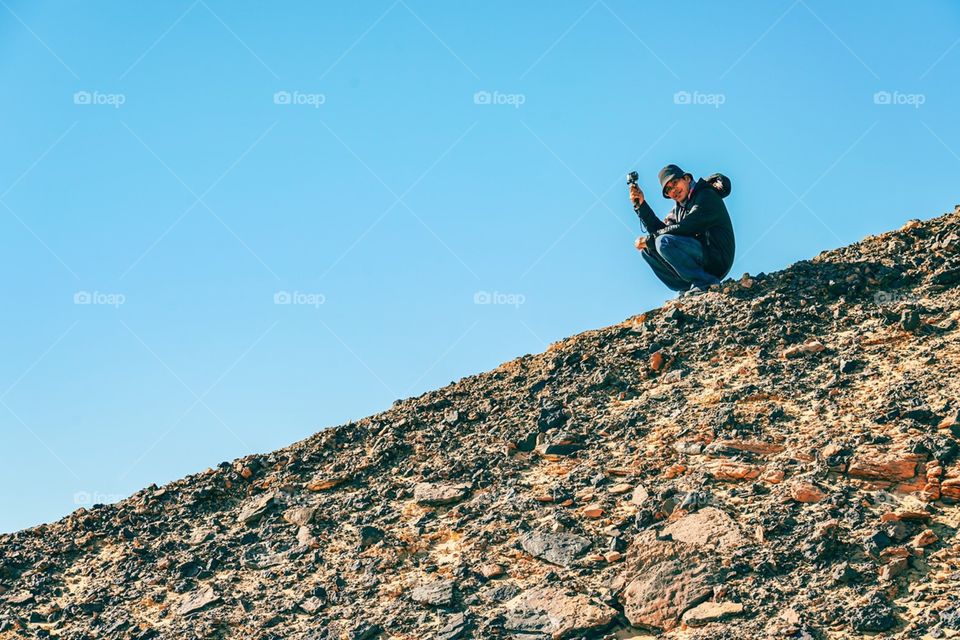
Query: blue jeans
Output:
[[641, 233, 721, 291]]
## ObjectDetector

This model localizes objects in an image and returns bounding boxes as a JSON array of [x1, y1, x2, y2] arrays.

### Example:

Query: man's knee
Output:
[[654, 233, 678, 255]]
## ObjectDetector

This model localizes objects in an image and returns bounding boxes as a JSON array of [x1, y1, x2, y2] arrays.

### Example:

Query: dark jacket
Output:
[[635, 178, 736, 278]]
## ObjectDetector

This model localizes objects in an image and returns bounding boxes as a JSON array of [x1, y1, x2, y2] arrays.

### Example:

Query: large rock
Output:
[[661, 507, 746, 552], [413, 482, 470, 506], [682, 601, 745, 627], [520, 531, 591, 567], [237, 493, 275, 525], [621, 508, 747, 630], [410, 579, 456, 607], [504, 587, 616, 639], [847, 447, 924, 482], [177, 585, 221, 616]]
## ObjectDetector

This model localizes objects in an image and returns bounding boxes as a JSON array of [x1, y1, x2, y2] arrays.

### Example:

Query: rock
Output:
[[348, 621, 382, 640], [621, 509, 745, 630], [413, 482, 470, 506], [650, 350, 666, 371], [283, 506, 315, 527], [789, 481, 826, 503], [661, 508, 746, 552], [703, 460, 762, 481], [358, 525, 384, 549], [187, 528, 213, 545], [504, 587, 616, 639], [437, 613, 468, 640], [682, 601, 745, 627], [880, 556, 908, 581], [900, 309, 921, 331], [622, 555, 714, 631], [177, 585, 221, 616], [520, 531, 591, 567], [761, 468, 785, 484], [306, 474, 350, 491], [581, 504, 604, 518], [912, 529, 938, 547], [410, 579, 456, 608], [608, 483, 632, 495], [237, 493, 275, 525], [535, 431, 583, 457], [783, 339, 825, 358], [849, 591, 896, 632], [631, 485, 649, 505], [847, 448, 923, 482], [296, 526, 317, 548]]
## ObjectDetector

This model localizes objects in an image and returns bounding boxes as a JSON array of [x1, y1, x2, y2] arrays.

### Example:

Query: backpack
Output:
[[705, 173, 731, 198]]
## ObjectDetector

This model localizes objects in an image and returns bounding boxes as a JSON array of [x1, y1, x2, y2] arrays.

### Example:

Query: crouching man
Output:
[[630, 164, 736, 296]]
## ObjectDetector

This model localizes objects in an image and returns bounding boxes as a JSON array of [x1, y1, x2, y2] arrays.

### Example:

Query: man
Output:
[[630, 164, 736, 296]]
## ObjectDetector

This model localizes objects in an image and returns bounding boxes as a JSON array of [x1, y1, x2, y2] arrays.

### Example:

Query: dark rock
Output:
[[520, 531, 591, 567]]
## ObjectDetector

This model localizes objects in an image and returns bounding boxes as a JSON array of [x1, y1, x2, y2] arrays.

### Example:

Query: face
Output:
[[664, 175, 691, 203]]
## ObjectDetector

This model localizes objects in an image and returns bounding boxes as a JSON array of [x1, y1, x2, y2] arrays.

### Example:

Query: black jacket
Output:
[[635, 178, 736, 278]]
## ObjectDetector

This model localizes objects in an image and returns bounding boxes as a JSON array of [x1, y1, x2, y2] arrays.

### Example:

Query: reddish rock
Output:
[[761, 469, 785, 484], [581, 505, 604, 519], [650, 351, 666, 371], [847, 448, 924, 482], [912, 529, 938, 547], [713, 439, 785, 456], [306, 474, 350, 491], [621, 509, 746, 630], [790, 481, 826, 503], [703, 460, 762, 481], [880, 556, 908, 581]]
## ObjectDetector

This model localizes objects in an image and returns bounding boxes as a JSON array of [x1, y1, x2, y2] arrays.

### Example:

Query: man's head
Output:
[[658, 164, 693, 203]]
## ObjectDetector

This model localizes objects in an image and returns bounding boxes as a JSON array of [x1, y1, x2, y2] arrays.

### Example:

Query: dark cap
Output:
[[658, 164, 691, 198]]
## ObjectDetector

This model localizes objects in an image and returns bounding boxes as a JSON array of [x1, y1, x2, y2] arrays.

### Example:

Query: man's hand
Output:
[[634, 235, 648, 251], [629, 183, 644, 208]]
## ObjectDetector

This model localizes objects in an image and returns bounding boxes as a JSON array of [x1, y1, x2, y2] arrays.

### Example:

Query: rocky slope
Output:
[[3, 208, 960, 640]]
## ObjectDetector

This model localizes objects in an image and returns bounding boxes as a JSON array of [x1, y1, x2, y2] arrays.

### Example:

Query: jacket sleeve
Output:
[[655, 191, 724, 237], [634, 199, 666, 234]]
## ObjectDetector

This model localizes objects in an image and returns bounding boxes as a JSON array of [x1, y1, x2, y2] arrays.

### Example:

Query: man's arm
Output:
[[654, 192, 724, 237], [634, 198, 666, 234]]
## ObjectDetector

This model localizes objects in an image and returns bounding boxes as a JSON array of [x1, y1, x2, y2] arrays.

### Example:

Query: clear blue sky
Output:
[[1, 1, 957, 533]]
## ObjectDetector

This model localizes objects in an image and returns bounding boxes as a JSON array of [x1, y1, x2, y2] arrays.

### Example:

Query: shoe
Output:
[[681, 284, 707, 297]]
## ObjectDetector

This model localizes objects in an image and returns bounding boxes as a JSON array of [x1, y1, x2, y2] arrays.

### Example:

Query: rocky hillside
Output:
[[4, 208, 960, 640]]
